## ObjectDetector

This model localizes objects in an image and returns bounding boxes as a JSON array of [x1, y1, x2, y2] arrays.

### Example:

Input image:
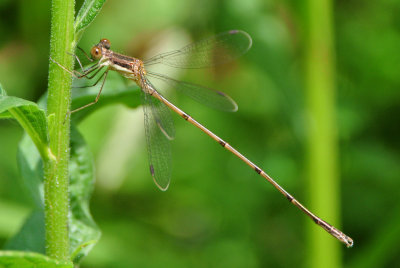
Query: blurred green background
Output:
[[1, 0, 400, 267]]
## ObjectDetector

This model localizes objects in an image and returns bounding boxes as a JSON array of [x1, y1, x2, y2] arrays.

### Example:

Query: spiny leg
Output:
[[73, 67, 106, 88], [67, 51, 86, 73], [51, 56, 109, 123], [68, 47, 96, 75], [69, 69, 109, 114], [76, 46, 94, 63], [50, 56, 100, 79]]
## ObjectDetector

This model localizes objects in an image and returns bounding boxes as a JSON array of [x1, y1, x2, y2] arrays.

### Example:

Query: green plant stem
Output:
[[304, 0, 342, 267], [45, 0, 75, 261]]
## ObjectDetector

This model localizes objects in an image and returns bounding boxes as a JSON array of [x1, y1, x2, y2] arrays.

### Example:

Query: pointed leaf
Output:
[[74, 0, 107, 44], [0, 84, 52, 162]]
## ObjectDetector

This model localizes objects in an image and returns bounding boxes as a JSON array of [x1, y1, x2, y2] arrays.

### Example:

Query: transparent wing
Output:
[[147, 71, 238, 112], [141, 89, 173, 191], [144, 30, 252, 69], [147, 79, 175, 140]]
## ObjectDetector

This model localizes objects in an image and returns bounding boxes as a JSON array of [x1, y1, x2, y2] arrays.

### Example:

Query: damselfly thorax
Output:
[[91, 39, 151, 91]]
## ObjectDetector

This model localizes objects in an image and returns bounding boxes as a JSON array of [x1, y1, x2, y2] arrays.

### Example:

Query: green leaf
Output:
[[0, 83, 6, 96], [5, 136, 47, 253], [17, 135, 45, 209], [70, 69, 141, 123], [0, 111, 12, 119], [74, 0, 107, 45], [0, 251, 72, 267], [0, 84, 53, 162], [0, 85, 10, 118], [4, 211, 45, 254], [68, 125, 101, 264], [9, 127, 100, 264]]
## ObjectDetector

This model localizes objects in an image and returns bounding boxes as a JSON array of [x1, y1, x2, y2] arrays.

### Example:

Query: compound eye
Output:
[[90, 46, 102, 60], [101, 38, 111, 49]]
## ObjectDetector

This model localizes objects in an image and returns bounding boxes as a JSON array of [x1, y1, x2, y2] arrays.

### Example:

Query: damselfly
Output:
[[51, 30, 353, 247]]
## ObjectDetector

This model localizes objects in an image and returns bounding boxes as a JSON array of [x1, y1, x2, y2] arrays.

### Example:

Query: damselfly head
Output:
[[90, 39, 111, 60], [100, 38, 111, 49], [90, 45, 102, 60]]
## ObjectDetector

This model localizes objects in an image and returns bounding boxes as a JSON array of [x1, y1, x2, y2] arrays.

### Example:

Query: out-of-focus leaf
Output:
[[0, 85, 12, 118], [0, 83, 6, 96], [0, 251, 72, 267], [70, 69, 141, 123], [4, 211, 45, 254], [74, 0, 107, 45], [4, 135, 46, 253], [17, 134, 45, 209], [0, 84, 52, 161], [68, 125, 100, 264]]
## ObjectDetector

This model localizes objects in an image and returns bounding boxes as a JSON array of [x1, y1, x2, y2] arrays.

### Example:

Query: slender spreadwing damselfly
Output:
[[51, 30, 353, 247]]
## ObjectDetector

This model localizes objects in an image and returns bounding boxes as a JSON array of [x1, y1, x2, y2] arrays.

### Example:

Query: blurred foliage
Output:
[[0, 0, 399, 267]]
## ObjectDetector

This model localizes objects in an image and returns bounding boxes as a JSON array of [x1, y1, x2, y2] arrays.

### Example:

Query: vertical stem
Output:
[[45, 0, 74, 261], [304, 0, 342, 267]]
